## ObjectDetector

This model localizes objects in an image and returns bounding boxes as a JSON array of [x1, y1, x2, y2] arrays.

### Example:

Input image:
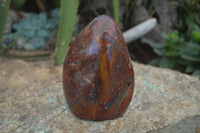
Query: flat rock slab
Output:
[[0, 57, 200, 133]]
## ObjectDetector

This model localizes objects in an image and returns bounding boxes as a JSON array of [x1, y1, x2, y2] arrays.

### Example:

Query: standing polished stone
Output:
[[63, 15, 134, 120]]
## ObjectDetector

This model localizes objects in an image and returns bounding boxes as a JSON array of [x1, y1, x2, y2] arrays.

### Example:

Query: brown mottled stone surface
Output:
[[0, 57, 200, 132], [63, 15, 134, 120]]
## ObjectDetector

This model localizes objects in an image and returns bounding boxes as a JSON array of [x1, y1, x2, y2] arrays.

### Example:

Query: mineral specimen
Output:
[[63, 15, 134, 120]]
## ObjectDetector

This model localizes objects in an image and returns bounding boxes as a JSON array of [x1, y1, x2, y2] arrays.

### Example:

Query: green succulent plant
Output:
[[3, 8, 60, 50]]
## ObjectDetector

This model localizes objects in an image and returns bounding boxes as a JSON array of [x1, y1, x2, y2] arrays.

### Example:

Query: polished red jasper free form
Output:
[[63, 15, 134, 120]]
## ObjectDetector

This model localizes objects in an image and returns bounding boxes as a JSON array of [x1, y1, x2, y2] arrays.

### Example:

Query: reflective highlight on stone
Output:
[[63, 15, 134, 120]]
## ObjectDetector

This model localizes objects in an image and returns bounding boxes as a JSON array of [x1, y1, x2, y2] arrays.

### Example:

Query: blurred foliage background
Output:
[[0, 0, 200, 78], [149, 0, 200, 78]]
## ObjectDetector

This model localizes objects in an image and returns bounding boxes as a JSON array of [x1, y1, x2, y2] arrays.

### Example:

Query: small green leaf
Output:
[[161, 33, 169, 40], [166, 45, 180, 56], [148, 58, 161, 66], [39, 13, 47, 22], [186, 42, 200, 52], [177, 58, 194, 65], [154, 48, 166, 56], [192, 70, 200, 79], [44, 23, 53, 29], [25, 30, 35, 38], [37, 30, 51, 38], [159, 57, 175, 69], [181, 52, 200, 62], [185, 65, 195, 73], [23, 23, 33, 30], [192, 31, 200, 43]]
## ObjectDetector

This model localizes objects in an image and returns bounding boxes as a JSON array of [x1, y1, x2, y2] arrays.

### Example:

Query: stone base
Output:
[[0, 57, 199, 132]]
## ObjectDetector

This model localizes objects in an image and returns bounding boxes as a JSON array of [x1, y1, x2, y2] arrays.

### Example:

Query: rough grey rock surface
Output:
[[0, 57, 200, 133]]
